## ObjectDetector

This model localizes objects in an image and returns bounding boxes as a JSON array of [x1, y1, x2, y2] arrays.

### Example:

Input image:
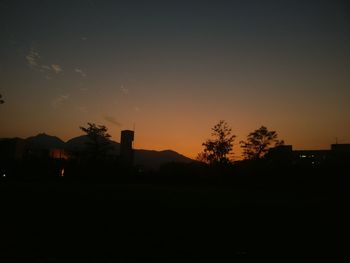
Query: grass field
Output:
[[1, 177, 349, 262]]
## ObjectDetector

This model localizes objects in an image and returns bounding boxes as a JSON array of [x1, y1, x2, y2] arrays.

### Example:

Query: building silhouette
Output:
[[0, 138, 26, 160], [120, 130, 134, 166], [49, 148, 69, 160], [267, 143, 350, 166]]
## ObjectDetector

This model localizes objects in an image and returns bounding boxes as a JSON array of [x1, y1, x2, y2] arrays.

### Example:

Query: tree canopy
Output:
[[198, 120, 236, 165], [240, 126, 284, 160], [80, 123, 112, 160]]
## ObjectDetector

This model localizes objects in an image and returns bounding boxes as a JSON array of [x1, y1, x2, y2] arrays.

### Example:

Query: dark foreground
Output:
[[1, 173, 349, 262]]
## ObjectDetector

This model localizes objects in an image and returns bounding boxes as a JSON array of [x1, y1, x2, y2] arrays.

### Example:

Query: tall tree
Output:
[[240, 126, 284, 160], [80, 123, 112, 160], [198, 120, 236, 165]]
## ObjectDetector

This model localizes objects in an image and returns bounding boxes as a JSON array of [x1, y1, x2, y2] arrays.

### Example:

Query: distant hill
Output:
[[1, 133, 195, 169], [65, 135, 194, 169], [65, 135, 120, 155], [135, 149, 193, 169], [25, 133, 65, 149], [66, 135, 95, 151]]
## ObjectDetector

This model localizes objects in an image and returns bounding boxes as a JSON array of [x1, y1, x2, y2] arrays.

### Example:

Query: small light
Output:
[[2, 174, 6, 178]]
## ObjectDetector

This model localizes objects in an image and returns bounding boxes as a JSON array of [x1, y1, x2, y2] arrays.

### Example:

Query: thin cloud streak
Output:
[[120, 85, 129, 95], [25, 48, 40, 68], [51, 64, 63, 74], [25, 47, 63, 75], [77, 106, 88, 113], [52, 94, 69, 108], [104, 116, 121, 126], [75, 68, 87, 77]]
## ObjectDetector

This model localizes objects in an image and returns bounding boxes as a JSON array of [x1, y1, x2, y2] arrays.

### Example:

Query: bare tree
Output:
[[240, 126, 284, 160], [198, 120, 236, 165]]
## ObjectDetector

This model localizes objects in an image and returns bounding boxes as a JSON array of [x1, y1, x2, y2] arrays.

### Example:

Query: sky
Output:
[[0, 0, 349, 159]]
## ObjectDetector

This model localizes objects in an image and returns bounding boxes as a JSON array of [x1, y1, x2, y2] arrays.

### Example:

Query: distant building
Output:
[[293, 149, 330, 165], [120, 130, 134, 166], [267, 143, 350, 166], [268, 145, 293, 155], [0, 138, 26, 160], [266, 145, 294, 164], [331, 144, 350, 152], [0, 138, 69, 161], [330, 144, 350, 162], [49, 148, 69, 160]]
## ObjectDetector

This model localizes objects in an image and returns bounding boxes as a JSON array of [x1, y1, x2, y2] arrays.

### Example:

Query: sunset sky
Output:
[[1, 0, 349, 159]]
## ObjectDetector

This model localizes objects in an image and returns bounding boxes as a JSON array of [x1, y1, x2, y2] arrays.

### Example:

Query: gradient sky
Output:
[[1, 0, 349, 159]]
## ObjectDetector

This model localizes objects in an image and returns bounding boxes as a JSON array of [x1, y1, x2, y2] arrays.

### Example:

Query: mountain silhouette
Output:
[[26, 133, 65, 149], [134, 149, 193, 169], [19, 133, 193, 169], [65, 135, 119, 154], [66, 135, 192, 169]]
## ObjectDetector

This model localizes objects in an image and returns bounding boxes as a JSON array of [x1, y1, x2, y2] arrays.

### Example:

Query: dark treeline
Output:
[[1, 120, 349, 208], [1, 144, 349, 204], [1, 121, 350, 262]]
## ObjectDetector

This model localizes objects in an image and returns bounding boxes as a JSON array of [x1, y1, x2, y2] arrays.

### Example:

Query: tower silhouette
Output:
[[120, 130, 134, 166]]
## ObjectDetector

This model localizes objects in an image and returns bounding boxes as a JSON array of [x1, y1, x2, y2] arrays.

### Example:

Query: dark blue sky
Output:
[[1, 0, 350, 157]]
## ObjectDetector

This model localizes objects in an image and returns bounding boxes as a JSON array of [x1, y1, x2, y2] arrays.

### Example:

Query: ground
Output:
[[1, 177, 349, 262]]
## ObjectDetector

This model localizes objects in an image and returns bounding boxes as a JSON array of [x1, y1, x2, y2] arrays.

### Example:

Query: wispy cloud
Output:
[[104, 116, 121, 126], [75, 68, 87, 77], [52, 94, 69, 108], [120, 85, 129, 95], [51, 64, 63, 74], [77, 106, 88, 113], [25, 48, 40, 68], [41, 65, 52, 71], [26, 46, 63, 76], [80, 87, 89, 92]]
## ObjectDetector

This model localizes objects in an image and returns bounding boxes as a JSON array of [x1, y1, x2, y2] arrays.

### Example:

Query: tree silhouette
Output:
[[240, 126, 284, 160], [0, 94, 4, 104], [80, 123, 112, 160], [198, 120, 236, 165]]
